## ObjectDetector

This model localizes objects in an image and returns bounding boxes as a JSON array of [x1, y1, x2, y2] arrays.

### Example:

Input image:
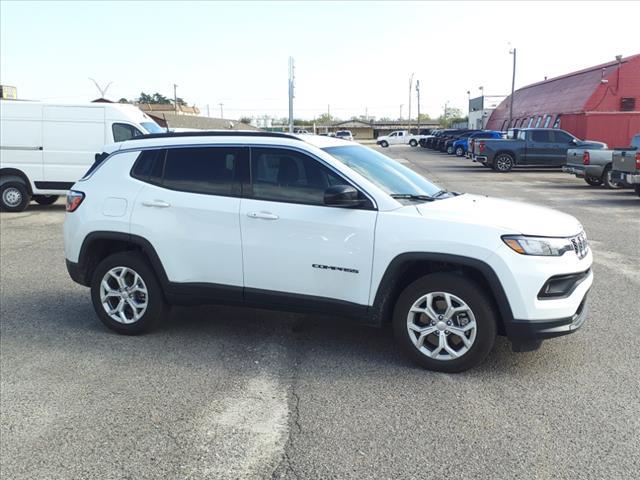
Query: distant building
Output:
[[250, 116, 274, 128], [137, 103, 200, 116], [0, 85, 18, 99], [468, 95, 506, 130], [486, 53, 640, 147], [316, 119, 440, 139], [146, 111, 259, 131]]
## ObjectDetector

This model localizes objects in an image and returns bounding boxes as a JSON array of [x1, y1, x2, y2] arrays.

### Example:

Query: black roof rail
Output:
[[129, 130, 302, 141]]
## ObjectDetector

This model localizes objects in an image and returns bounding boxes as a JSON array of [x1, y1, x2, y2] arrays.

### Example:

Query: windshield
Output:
[[140, 121, 165, 134], [323, 145, 442, 198]]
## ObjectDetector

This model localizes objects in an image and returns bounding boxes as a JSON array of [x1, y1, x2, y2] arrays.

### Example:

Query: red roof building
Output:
[[486, 54, 640, 147]]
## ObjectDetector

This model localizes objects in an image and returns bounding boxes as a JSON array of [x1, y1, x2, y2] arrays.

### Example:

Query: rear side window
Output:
[[112, 123, 144, 142], [162, 147, 245, 196], [131, 149, 165, 184], [531, 130, 552, 142]]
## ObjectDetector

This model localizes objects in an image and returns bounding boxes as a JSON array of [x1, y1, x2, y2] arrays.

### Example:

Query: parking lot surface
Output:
[[1, 146, 639, 479]]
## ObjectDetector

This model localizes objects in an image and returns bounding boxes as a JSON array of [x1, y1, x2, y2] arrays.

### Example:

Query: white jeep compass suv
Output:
[[64, 132, 592, 372]]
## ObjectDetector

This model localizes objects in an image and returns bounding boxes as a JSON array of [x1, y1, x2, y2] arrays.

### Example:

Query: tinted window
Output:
[[251, 148, 345, 205], [112, 123, 143, 142], [531, 130, 551, 142], [162, 147, 245, 196], [553, 130, 573, 143], [131, 149, 165, 184]]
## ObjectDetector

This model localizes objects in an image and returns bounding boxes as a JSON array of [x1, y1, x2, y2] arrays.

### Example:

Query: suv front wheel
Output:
[[91, 252, 166, 334], [392, 273, 497, 373]]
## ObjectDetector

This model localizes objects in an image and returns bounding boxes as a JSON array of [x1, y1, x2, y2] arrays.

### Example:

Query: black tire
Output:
[[584, 176, 603, 187], [33, 195, 60, 205], [380, 140, 389, 148], [392, 273, 497, 373], [0, 181, 31, 212], [409, 139, 418, 147], [493, 153, 514, 172], [90, 251, 167, 335], [455, 146, 465, 157], [446, 146, 454, 155], [601, 165, 622, 189]]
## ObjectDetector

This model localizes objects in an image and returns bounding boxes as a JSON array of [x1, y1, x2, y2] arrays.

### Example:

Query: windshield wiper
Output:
[[431, 190, 449, 198], [390, 194, 436, 202]]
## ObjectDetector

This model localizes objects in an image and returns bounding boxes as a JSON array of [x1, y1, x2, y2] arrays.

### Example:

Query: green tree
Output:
[[239, 117, 253, 124], [314, 113, 336, 124], [118, 98, 129, 104], [417, 113, 431, 122]]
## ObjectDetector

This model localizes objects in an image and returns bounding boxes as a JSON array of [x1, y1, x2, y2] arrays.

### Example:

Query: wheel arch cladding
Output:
[[369, 253, 513, 334], [77, 232, 169, 288]]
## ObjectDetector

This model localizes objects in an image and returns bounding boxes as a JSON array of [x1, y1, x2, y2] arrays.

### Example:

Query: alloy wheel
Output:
[[100, 266, 149, 324], [495, 155, 513, 172], [406, 291, 477, 360]]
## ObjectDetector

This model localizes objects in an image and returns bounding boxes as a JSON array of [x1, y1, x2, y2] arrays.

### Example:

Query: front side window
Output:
[[553, 130, 574, 143], [250, 148, 345, 205], [112, 123, 143, 142], [162, 147, 245, 196], [323, 145, 442, 198]]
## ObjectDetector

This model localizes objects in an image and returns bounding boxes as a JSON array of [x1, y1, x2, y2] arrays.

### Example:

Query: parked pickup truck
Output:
[[377, 130, 428, 148], [471, 128, 607, 172], [611, 133, 640, 197], [562, 136, 640, 188]]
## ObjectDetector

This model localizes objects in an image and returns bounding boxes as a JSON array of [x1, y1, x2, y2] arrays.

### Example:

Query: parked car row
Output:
[[420, 125, 639, 198]]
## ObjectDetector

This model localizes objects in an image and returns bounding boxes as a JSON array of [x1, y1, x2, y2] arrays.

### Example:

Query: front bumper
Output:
[[507, 292, 589, 352]]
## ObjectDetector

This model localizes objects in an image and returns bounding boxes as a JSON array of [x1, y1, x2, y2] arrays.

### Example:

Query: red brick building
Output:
[[486, 54, 640, 147]]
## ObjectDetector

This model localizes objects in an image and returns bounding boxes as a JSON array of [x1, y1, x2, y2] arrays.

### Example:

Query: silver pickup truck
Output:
[[611, 133, 640, 197], [563, 148, 620, 188]]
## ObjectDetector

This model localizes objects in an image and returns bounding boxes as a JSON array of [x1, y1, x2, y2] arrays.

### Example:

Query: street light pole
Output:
[[509, 47, 516, 127], [288, 56, 295, 133], [219, 103, 224, 118], [408, 73, 414, 133], [173, 84, 178, 113], [399, 104, 403, 121], [416, 80, 421, 133]]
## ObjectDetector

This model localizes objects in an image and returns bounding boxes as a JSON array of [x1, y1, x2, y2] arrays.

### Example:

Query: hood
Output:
[[415, 194, 582, 237]]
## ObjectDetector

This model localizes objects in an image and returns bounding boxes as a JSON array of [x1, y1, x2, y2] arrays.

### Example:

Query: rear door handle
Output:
[[247, 211, 279, 220], [142, 200, 171, 208]]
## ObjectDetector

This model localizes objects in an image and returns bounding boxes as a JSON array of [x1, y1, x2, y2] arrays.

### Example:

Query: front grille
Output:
[[570, 231, 589, 259]]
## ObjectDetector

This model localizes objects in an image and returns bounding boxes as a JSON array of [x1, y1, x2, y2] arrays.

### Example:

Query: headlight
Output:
[[502, 235, 575, 256]]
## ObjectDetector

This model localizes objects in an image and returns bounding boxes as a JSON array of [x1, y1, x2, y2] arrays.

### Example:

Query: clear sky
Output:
[[1, 0, 639, 121]]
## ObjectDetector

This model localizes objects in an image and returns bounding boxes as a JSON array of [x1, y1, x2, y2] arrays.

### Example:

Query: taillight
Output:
[[582, 151, 590, 165], [479, 141, 486, 153], [66, 190, 85, 212], [636, 151, 640, 170]]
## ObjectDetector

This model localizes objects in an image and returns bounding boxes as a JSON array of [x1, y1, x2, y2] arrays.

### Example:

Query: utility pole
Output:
[[219, 103, 224, 118], [327, 104, 330, 120], [173, 84, 178, 114], [365, 106, 368, 122], [416, 80, 421, 133], [408, 73, 414, 132], [509, 47, 516, 127], [399, 104, 403, 121], [288, 56, 295, 133], [206, 104, 210, 117], [443, 101, 449, 126]]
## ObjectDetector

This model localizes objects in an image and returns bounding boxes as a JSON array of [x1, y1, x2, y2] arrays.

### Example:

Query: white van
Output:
[[0, 100, 165, 211]]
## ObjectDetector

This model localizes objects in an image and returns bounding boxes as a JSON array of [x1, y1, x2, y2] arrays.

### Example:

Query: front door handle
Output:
[[142, 200, 171, 208], [247, 211, 279, 220]]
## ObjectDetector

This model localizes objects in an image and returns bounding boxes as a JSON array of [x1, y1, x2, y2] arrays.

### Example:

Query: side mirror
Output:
[[324, 185, 364, 208]]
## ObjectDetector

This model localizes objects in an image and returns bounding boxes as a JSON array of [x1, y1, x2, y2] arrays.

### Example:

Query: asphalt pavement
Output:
[[1, 145, 638, 479]]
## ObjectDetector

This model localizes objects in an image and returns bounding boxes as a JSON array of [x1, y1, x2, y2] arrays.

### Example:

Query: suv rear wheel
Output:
[[455, 146, 465, 157], [91, 252, 166, 335], [584, 176, 603, 187], [601, 165, 622, 189], [392, 273, 497, 373]]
